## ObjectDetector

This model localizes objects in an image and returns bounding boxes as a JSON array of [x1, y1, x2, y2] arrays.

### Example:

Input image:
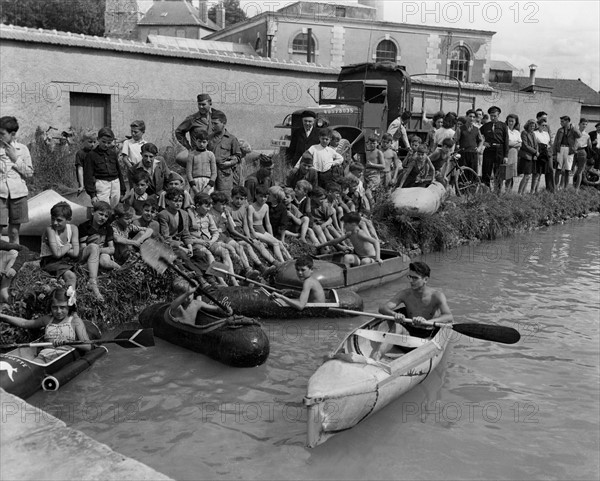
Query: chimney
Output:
[[197, 0, 208, 23], [529, 64, 537, 86], [216, 2, 226, 29]]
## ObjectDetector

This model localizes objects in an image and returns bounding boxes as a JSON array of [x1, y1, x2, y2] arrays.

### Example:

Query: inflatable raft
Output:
[[304, 315, 451, 447], [20, 190, 90, 237], [210, 286, 363, 319], [138, 303, 269, 367], [0, 322, 106, 399], [273, 250, 410, 292], [391, 181, 447, 217]]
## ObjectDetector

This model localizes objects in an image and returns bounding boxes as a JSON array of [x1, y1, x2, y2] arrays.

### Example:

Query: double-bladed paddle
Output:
[[140, 239, 231, 314], [1, 328, 155, 350], [329, 308, 521, 344]]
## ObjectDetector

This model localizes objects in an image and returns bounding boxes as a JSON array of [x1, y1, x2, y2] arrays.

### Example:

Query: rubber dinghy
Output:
[[138, 303, 269, 367], [303, 316, 451, 447], [20, 190, 90, 237], [210, 286, 363, 319], [273, 250, 410, 292], [391, 181, 447, 217], [0, 322, 106, 399]]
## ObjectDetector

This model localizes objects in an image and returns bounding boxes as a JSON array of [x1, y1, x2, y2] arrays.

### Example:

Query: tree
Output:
[[208, 0, 247, 28], [0, 0, 105, 37]]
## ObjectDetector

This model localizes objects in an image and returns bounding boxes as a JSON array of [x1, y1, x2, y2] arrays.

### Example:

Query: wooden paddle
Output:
[[139, 239, 231, 314], [329, 308, 521, 344], [1, 328, 155, 350], [206, 262, 282, 293]]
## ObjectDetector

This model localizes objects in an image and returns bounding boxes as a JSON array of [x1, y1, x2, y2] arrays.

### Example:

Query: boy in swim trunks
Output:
[[316, 212, 382, 267], [270, 256, 325, 310]]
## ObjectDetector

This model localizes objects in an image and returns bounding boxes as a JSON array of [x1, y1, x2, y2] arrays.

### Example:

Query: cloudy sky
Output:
[[234, 0, 599, 90]]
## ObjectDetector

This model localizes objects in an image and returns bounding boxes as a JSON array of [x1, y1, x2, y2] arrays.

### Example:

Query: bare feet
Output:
[[87, 280, 105, 302]]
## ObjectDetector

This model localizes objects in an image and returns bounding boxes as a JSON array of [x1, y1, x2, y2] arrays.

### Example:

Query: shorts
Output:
[[192, 177, 214, 194], [575, 150, 587, 170], [556, 146, 574, 171], [0, 196, 29, 226]]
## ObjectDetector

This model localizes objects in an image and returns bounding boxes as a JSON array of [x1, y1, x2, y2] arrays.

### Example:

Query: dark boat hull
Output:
[[138, 303, 269, 367], [273, 249, 411, 292], [211, 286, 363, 318]]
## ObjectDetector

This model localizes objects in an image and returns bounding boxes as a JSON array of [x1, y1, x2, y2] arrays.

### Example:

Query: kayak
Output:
[[303, 315, 451, 447], [391, 181, 447, 217], [210, 286, 363, 319], [20, 189, 90, 237], [138, 303, 269, 367], [272, 249, 410, 292], [0, 322, 106, 399]]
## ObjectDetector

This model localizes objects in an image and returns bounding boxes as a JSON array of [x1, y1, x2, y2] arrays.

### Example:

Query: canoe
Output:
[[391, 181, 447, 217], [20, 190, 90, 237], [138, 303, 269, 367], [210, 286, 363, 319], [0, 322, 106, 399], [272, 249, 411, 292], [303, 315, 451, 447]]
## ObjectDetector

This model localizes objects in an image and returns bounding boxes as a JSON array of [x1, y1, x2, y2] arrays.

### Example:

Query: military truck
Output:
[[273, 61, 467, 159]]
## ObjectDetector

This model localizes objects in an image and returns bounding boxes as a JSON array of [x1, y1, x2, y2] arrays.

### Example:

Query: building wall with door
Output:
[[0, 25, 337, 150]]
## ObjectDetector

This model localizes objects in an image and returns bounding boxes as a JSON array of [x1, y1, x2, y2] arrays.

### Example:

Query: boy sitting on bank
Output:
[[317, 212, 382, 267], [270, 256, 325, 310]]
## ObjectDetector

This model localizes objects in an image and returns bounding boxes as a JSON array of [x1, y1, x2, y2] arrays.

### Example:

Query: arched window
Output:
[[292, 32, 316, 53], [375, 40, 397, 63], [449, 46, 470, 82], [255, 37, 262, 52]]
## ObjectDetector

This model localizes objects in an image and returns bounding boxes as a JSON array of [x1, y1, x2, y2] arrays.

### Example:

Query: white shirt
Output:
[[0, 141, 33, 199], [121, 138, 146, 167], [295, 144, 343, 173], [575, 130, 590, 150]]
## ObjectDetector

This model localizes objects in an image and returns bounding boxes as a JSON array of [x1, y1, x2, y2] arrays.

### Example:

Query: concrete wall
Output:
[[0, 39, 337, 150]]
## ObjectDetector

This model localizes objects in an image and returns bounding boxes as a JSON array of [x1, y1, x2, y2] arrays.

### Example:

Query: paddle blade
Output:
[[452, 323, 520, 344], [113, 328, 155, 349], [140, 239, 177, 275], [205, 262, 229, 279]]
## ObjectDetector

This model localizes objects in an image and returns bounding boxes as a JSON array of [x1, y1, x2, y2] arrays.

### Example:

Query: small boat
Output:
[[21, 190, 90, 237], [303, 315, 451, 447], [272, 249, 411, 292], [138, 303, 269, 367], [391, 181, 447, 217], [0, 322, 106, 399], [210, 286, 363, 319]]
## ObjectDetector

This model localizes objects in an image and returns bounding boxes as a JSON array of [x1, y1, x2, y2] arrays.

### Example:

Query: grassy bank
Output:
[[373, 187, 600, 256]]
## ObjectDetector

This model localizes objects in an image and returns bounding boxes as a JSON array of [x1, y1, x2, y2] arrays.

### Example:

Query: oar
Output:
[[140, 239, 231, 314], [206, 262, 282, 293], [329, 308, 521, 344], [0, 328, 155, 350]]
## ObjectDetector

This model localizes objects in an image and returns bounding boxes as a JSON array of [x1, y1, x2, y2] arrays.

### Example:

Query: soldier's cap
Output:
[[197, 93, 212, 102], [560, 115, 570, 122], [487, 106, 501, 114], [301, 110, 317, 119]]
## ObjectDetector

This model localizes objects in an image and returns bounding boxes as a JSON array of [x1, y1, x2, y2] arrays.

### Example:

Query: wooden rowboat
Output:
[[138, 303, 270, 367], [20, 190, 90, 237], [303, 316, 451, 447], [210, 286, 363, 319], [0, 322, 106, 399], [272, 249, 410, 292], [391, 181, 447, 217]]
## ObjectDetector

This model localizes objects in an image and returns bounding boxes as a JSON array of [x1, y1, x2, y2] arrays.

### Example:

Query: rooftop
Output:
[[138, 0, 220, 30], [491, 76, 600, 105], [490, 60, 517, 71]]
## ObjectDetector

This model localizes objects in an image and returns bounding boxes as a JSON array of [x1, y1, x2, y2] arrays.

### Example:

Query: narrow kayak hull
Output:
[[138, 303, 269, 367], [304, 318, 451, 447], [211, 286, 363, 319], [273, 250, 410, 292], [391, 181, 447, 217]]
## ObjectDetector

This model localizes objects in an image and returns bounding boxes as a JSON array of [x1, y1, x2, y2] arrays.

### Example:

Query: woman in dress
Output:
[[532, 118, 552, 193], [504, 114, 521, 192], [518, 120, 539, 194]]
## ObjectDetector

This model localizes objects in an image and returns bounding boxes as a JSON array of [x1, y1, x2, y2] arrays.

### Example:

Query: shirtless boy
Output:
[[317, 212, 381, 266], [270, 256, 325, 310]]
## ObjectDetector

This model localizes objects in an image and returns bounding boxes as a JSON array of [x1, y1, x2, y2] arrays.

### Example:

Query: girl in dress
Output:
[[505, 114, 522, 192]]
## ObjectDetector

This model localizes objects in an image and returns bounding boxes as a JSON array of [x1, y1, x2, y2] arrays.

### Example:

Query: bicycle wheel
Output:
[[454, 166, 482, 197]]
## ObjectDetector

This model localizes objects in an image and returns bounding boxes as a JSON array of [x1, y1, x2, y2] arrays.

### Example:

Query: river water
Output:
[[28, 217, 599, 480]]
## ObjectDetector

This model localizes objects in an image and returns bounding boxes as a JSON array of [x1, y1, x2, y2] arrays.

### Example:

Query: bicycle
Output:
[[443, 151, 483, 198]]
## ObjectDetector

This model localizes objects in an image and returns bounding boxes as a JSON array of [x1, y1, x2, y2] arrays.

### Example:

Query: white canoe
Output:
[[20, 190, 90, 237], [391, 181, 447, 217], [304, 317, 451, 448]]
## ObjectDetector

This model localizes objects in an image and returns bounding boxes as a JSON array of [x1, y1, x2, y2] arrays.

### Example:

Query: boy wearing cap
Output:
[[208, 111, 242, 195], [286, 110, 321, 165], [83, 127, 126, 208], [245, 154, 274, 203], [286, 152, 318, 192], [553, 115, 581, 189], [480, 106, 509, 191], [0, 116, 34, 244], [175, 93, 225, 150]]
